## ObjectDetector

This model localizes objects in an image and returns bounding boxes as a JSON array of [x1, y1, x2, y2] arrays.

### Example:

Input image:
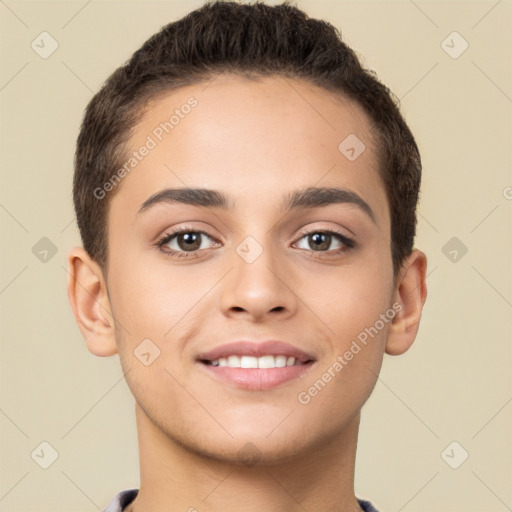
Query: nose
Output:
[[219, 239, 298, 322]]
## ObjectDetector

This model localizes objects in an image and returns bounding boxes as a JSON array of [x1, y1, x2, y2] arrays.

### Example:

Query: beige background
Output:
[[1, 1, 511, 511]]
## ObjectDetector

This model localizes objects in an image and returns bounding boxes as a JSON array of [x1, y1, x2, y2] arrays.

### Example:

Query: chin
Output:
[[193, 438, 308, 466]]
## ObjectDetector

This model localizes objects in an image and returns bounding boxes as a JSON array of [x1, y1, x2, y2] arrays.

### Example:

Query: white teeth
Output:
[[258, 355, 275, 369], [275, 355, 287, 367], [227, 355, 239, 367], [208, 355, 300, 369], [240, 356, 258, 368]]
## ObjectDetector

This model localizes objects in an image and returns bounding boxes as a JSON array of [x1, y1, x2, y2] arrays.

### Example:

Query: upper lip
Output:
[[196, 341, 316, 364]]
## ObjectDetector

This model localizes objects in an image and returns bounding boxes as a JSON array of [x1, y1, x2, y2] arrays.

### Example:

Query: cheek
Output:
[[108, 257, 188, 335], [292, 261, 392, 386], [107, 262, 212, 384], [308, 261, 392, 342], [295, 289, 391, 424]]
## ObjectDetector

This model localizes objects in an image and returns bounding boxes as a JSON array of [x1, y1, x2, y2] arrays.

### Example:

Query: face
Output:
[[105, 75, 396, 462]]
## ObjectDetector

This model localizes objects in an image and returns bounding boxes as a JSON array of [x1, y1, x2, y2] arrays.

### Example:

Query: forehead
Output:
[[109, 74, 388, 227]]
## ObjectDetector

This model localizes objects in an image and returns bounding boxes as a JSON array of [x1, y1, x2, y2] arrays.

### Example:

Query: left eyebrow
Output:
[[137, 186, 376, 224], [282, 186, 376, 224]]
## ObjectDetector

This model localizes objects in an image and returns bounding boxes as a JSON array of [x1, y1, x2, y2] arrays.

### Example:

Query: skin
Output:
[[67, 75, 427, 512]]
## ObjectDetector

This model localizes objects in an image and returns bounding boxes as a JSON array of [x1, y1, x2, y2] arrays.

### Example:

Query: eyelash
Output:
[[155, 226, 356, 260]]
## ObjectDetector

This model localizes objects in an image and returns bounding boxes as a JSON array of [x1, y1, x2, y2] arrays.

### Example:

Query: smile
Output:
[[204, 355, 307, 368], [196, 340, 316, 390]]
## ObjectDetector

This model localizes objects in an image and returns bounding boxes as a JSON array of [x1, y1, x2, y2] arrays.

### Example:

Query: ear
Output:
[[66, 246, 118, 356], [385, 249, 428, 356]]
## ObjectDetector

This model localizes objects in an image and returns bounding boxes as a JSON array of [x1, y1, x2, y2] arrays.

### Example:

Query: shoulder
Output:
[[102, 489, 139, 512], [357, 498, 380, 512]]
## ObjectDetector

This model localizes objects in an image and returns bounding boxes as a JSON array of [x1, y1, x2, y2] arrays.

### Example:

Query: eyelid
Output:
[[293, 227, 355, 251], [155, 223, 356, 262], [156, 224, 353, 244], [156, 226, 221, 248], [294, 225, 352, 239]]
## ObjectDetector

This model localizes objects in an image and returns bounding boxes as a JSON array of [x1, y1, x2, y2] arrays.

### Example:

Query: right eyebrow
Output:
[[137, 188, 230, 215]]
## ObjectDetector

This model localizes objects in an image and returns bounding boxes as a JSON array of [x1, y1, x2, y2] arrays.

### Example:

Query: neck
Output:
[[127, 403, 363, 512]]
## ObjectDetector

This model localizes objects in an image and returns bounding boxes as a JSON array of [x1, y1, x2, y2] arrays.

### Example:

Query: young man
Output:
[[67, 2, 427, 511]]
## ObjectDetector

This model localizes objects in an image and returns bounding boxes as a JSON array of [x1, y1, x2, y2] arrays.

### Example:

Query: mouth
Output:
[[201, 354, 312, 368], [196, 341, 316, 390]]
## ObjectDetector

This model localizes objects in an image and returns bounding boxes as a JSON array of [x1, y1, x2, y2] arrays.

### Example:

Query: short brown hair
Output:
[[73, 0, 422, 277]]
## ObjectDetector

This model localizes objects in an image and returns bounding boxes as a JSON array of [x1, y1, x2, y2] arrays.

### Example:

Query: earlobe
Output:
[[66, 246, 118, 357], [385, 249, 428, 356]]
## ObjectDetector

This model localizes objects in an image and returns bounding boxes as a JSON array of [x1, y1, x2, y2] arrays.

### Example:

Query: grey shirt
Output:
[[103, 489, 380, 511]]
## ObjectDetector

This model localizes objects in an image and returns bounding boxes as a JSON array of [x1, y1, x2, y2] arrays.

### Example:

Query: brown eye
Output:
[[294, 229, 355, 256], [158, 230, 219, 256], [176, 232, 202, 251], [308, 233, 332, 251]]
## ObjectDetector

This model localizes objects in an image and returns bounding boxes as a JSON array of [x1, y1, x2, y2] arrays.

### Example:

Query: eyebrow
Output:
[[137, 186, 376, 223]]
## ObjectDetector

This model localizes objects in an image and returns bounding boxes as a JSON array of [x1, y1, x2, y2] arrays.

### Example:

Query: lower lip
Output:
[[198, 362, 314, 390]]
